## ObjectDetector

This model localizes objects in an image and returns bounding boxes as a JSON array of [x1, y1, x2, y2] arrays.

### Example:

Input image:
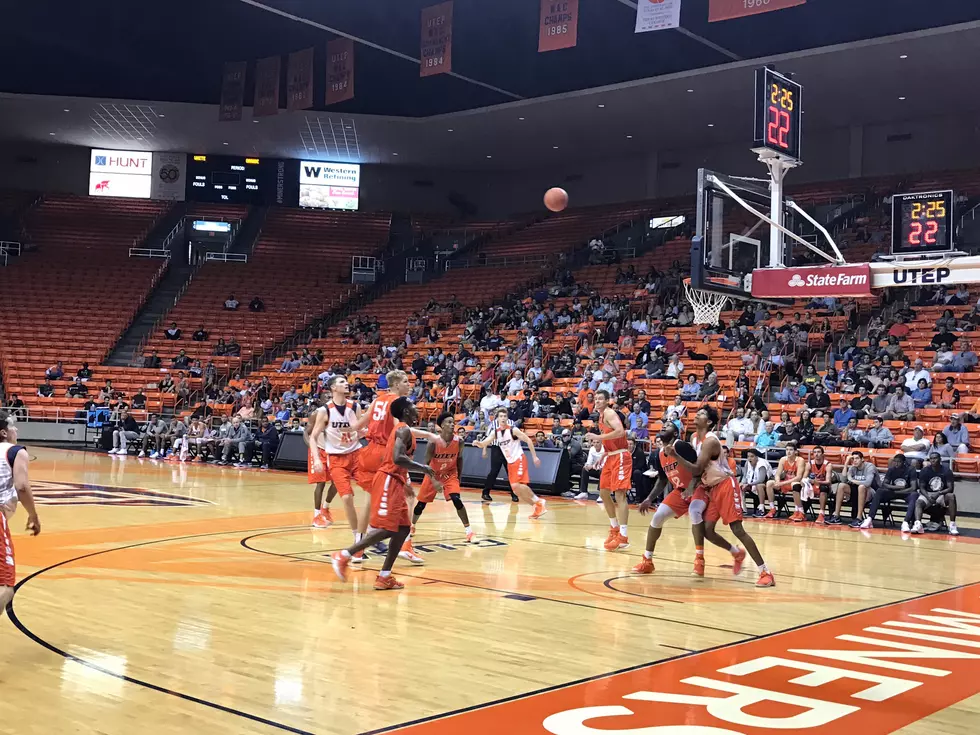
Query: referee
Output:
[[480, 414, 519, 503]]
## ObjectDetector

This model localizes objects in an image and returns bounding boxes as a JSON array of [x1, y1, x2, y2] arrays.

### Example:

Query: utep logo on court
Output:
[[32, 480, 212, 507]]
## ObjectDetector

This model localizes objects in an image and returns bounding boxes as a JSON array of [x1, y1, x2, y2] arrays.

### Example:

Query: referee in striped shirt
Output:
[[480, 414, 519, 503]]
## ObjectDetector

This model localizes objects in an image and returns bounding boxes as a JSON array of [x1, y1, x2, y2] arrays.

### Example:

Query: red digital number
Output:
[[766, 105, 791, 149], [908, 221, 923, 245], [924, 220, 939, 245]]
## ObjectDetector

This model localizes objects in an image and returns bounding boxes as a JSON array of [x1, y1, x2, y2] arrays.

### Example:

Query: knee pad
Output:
[[650, 503, 674, 529], [689, 498, 707, 524], [450, 494, 465, 510]]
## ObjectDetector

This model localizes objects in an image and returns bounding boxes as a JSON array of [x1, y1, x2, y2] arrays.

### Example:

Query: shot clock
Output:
[[891, 190, 954, 256], [754, 67, 803, 163]]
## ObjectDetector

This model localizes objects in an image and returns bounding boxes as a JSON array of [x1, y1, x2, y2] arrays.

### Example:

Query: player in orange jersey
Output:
[[585, 389, 632, 551], [360, 370, 412, 474], [1, 412, 41, 613], [413, 412, 475, 544], [474, 408, 546, 519], [331, 398, 441, 591], [304, 392, 337, 529], [665, 406, 774, 587]]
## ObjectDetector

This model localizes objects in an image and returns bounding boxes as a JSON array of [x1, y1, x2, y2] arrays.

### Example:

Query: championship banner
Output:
[[420, 1, 453, 77], [326, 38, 355, 104], [286, 47, 315, 111], [253, 55, 281, 117], [539, 0, 579, 52], [149, 152, 186, 202], [752, 263, 872, 299], [636, 0, 682, 33], [709, 0, 805, 22], [218, 61, 246, 122]]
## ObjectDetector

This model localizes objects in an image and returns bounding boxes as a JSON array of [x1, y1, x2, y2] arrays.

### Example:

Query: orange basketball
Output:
[[543, 187, 568, 212]]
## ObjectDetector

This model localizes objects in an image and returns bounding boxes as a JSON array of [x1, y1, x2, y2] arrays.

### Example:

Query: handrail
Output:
[[0, 240, 22, 255], [205, 252, 248, 263], [162, 218, 185, 250], [445, 252, 553, 270], [129, 247, 171, 258]]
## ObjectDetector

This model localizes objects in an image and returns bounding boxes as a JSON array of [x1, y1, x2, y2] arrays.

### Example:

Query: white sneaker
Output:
[[149, 451, 159, 458], [901, 521, 911, 533], [912, 520, 924, 534], [950, 522, 959, 536], [108, 448, 118, 454], [138, 451, 145, 458], [118, 449, 128, 456], [860, 517, 873, 529], [574, 492, 589, 500]]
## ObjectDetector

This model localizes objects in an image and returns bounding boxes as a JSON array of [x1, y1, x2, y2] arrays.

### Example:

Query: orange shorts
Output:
[[370, 472, 411, 532], [308, 447, 331, 485], [704, 477, 744, 526], [1, 511, 14, 587], [661, 488, 691, 518], [507, 456, 529, 487], [359, 441, 386, 475], [325, 449, 374, 498], [418, 475, 461, 503], [599, 451, 632, 492]]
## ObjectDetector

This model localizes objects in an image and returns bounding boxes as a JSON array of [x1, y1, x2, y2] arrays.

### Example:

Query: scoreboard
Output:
[[754, 67, 803, 163], [186, 155, 277, 204], [891, 190, 954, 256]]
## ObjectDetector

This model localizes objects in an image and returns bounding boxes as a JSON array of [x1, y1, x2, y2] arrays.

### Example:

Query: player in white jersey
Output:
[[304, 392, 338, 528], [0, 411, 41, 614], [474, 408, 547, 519]]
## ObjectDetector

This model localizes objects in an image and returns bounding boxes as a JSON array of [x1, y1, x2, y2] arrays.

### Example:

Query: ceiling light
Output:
[[597, 104, 605, 108], [900, 54, 908, 59], [687, 89, 694, 93], [626, 135, 633, 139], [518, 117, 525, 121], [708, 123, 715, 127], [553, 146, 559, 150], [63, 108, 70, 112], [253, 119, 259, 123], [158, 114, 165, 118], [447, 128, 454, 132], [486, 155, 492, 159], [48, 132, 56, 136], [223, 142, 229, 145], [393, 153, 399, 156], [899, 96, 906, 100]]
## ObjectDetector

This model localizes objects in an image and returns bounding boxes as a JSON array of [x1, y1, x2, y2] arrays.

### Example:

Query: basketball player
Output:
[[634, 424, 745, 575], [413, 412, 475, 543], [1, 412, 41, 615], [331, 399, 441, 590], [304, 392, 337, 529], [807, 445, 833, 525], [763, 441, 808, 522], [474, 408, 546, 519], [666, 406, 775, 587], [585, 389, 632, 551]]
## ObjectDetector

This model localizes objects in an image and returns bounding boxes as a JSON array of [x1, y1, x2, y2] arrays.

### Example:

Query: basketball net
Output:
[[683, 278, 729, 325]]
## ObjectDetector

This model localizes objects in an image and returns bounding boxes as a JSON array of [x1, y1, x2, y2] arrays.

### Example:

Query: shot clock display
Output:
[[754, 67, 803, 163], [891, 190, 954, 255]]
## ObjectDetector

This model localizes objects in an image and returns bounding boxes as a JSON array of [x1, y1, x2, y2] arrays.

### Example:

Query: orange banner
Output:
[[252, 55, 280, 117], [391, 583, 980, 735], [420, 1, 453, 77], [218, 61, 246, 122], [538, 0, 579, 52], [286, 47, 315, 111], [326, 38, 354, 105], [710, 0, 806, 22]]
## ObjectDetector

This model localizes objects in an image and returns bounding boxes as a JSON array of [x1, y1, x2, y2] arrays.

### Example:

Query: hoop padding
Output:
[[684, 280, 730, 325]]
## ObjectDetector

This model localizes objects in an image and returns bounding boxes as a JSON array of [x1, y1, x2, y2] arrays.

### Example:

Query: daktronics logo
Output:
[[787, 271, 868, 288]]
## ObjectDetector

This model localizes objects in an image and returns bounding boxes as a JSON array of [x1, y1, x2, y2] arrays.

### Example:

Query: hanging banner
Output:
[[709, 0, 805, 22], [538, 0, 579, 52], [636, 0, 682, 33], [420, 1, 453, 77], [218, 61, 246, 122], [326, 38, 355, 104], [286, 47, 315, 111], [253, 55, 281, 117]]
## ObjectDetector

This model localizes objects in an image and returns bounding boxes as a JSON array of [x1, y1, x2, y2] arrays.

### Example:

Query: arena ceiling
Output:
[[2, 2, 980, 170]]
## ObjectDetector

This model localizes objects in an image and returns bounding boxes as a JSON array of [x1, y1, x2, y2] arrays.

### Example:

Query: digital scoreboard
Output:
[[186, 155, 273, 204], [754, 67, 803, 163], [891, 190, 955, 256]]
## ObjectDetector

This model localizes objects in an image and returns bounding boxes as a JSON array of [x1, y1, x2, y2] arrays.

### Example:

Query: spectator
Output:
[[37, 379, 54, 398], [224, 294, 240, 310], [76, 362, 93, 380], [172, 350, 190, 369], [932, 431, 956, 469], [578, 437, 606, 497], [213, 339, 227, 356], [225, 337, 241, 357], [6, 394, 27, 419], [863, 417, 894, 448], [832, 398, 855, 429], [937, 377, 961, 408], [755, 421, 780, 449], [164, 322, 182, 340], [724, 407, 754, 443], [45, 361, 64, 380], [193, 325, 209, 342], [665, 353, 684, 379], [910, 378, 932, 409], [680, 374, 700, 399], [663, 332, 685, 355], [278, 352, 302, 374], [534, 431, 556, 449], [741, 448, 772, 516], [840, 417, 864, 446], [900, 425, 931, 461], [866, 384, 891, 420], [863, 453, 916, 530], [804, 383, 831, 414], [109, 408, 140, 455], [628, 436, 651, 503], [906, 452, 958, 535], [138, 413, 169, 458], [884, 389, 915, 421], [245, 417, 279, 469], [218, 416, 251, 465], [144, 351, 161, 368], [942, 413, 970, 453], [829, 450, 878, 526], [130, 388, 147, 410], [903, 358, 931, 391], [249, 296, 265, 312], [775, 411, 799, 445], [67, 378, 88, 398], [850, 386, 873, 417], [628, 403, 649, 437]]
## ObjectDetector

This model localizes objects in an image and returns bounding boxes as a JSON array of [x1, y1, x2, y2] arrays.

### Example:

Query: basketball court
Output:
[[2, 447, 980, 735]]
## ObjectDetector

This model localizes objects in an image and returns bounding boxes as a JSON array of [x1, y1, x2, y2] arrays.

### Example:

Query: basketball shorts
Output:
[[308, 447, 331, 485], [359, 441, 386, 475], [600, 451, 632, 492], [507, 456, 529, 487], [704, 477, 744, 526], [326, 449, 374, 498], [0, 510, 15, 588], [418, 475, 461, 503], [661, 488, 691, 518], [370, 472, 411, 532]]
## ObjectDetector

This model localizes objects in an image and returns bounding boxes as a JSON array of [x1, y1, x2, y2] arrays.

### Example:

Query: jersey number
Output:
[[372, 402, 388, 421]]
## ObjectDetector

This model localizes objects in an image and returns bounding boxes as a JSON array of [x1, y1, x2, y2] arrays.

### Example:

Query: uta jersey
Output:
[[366, 392, 399, 446], [379, 421, 415, 483], [692, 431, 734, 487], [494, 424, 525, 464], [0, 442, 21, 518], [599, 409, 628, 453], [319, 401, 360, 455], [428, 435, 461, 480]]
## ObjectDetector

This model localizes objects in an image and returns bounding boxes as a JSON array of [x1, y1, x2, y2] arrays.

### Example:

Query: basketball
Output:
[[543, 187, 568, 212]]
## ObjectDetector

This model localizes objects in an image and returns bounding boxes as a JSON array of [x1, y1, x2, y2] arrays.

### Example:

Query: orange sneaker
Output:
[[465, 530, 476, 543], [763, 508, 777, 519], [732, 547, 746, 575], [632, 557, 655, 574], [603, 529, 621, 550], [693, 555, 705, 577], [815, 513, 826, 525], [529, 500, 548, 519], [789, 510, 805, 523], [374, 575, 405, 590], [756, 570, 776, 587], [331, 552, 349, 582], [311, 510, 332, 529], [398, 540, 425, 565], [615, 534, 631, 551], [351, 550, 365, 564]]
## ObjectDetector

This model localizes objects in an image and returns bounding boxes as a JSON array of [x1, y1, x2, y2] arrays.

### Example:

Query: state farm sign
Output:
[[752, 263, 872, 298]]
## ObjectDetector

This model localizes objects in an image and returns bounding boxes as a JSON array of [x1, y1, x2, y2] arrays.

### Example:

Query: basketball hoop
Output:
[[683, 278, 730, 325]]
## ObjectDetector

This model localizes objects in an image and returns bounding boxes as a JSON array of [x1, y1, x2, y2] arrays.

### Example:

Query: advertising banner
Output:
[[538, 0, 579, 52], [326, 38, 355, 105], [253, 55, 281, 117], [88, 172, 153, 199], [90, 149, 152, 175], [218, 61, 246, 121], [636, 0, 682, 33], [870, 255, 980, 290], [299, 160, 360, 210], [420, 2, 453, 77], [150, 151, 186, 201], [709, 0, 805, 22], [286, 47, 315, 111], [752, 263, 872, 298]]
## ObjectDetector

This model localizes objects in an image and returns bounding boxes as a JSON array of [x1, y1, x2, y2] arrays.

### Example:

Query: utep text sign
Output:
[[391, 584, 980, 734]]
